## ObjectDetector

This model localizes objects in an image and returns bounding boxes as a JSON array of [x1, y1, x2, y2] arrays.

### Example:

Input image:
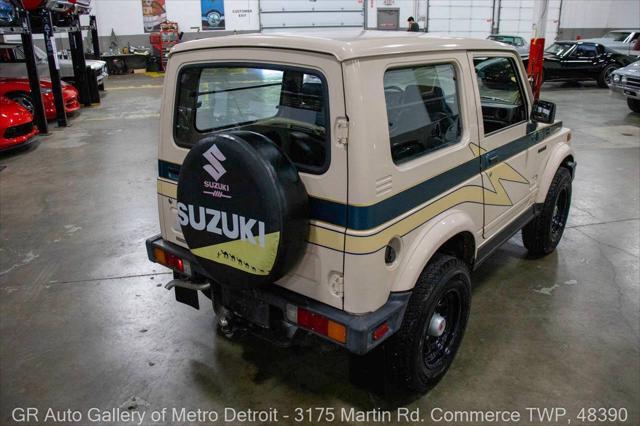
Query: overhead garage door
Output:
[[427, 0, 494, 38], [260, 0, 363, 30], [498, 0, 562, 45]]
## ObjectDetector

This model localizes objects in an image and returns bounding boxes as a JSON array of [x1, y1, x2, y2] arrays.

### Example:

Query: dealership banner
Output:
[[142, 0, 167, 33], [201, 0, 226, 30]]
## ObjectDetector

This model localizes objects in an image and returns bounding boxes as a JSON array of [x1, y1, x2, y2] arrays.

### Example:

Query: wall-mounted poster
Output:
[[201, 0, 226, 30], [142, 0, 167, 33]]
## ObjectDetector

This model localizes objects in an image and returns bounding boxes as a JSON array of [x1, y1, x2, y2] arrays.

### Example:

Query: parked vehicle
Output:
[[0, 0, 21, 27], [543, 41, 633, 87], [146, 31, 575, 393], [609, 60, 640, 112], [201, 0, 224, 29], [582, 29, 640, 56], [22, 0, 91, 14], [0, 42, 108, 90], [0, 77, 80, 120], [487, 34, 529, 58], [0, 96, 38, 152]]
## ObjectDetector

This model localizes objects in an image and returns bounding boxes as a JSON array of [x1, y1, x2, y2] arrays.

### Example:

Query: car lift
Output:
[[1, 2, 102, 130], [0, 7, 48, 133], [31, 10, 102, 126]]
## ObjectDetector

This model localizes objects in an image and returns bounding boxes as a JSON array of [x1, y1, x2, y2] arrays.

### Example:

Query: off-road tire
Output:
[[388, 254, 471, 393], [597, 65, 616, 88], [522, 167, 572, 256], [627, 98, 640, 113]]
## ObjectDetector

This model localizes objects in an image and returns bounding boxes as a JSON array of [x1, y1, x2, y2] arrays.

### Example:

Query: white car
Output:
[[582, 30, 640, 56], [0, 41, 108, 90], [487, 34, 530, 59], [609, 60, 640, 112]]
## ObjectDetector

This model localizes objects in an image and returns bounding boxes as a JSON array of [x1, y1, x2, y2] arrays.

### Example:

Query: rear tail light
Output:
[[372, 322, 390, 341], [286, 304, 347, 344], [153, 247, 191, 275]]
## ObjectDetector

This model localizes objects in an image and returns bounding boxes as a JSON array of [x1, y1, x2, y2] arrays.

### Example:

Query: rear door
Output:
[[159, 48, 348, 309], [470, 52, 532, 240]]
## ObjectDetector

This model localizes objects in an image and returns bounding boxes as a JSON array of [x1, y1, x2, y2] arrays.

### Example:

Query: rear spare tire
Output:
[[177, 131, 309, 286]]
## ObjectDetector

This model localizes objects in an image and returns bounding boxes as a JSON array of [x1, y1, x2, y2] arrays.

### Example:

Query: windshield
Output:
[[545, 43, 574, 56], [488, 35, 516, 46], [175, 65, 329, 173], [602, 31, 631, 41]]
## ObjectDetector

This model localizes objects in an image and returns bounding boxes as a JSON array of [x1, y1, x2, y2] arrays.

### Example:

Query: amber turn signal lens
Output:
[[154, 247, 166, 265], [328, 320, 347, 344]]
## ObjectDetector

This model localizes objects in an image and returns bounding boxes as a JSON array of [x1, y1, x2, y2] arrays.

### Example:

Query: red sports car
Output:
[[0, 77, 80, 121], [0, 96, 38, 152]]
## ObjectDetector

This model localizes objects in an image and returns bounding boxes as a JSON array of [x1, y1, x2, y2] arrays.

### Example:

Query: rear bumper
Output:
[[146, 235, 411, 354]]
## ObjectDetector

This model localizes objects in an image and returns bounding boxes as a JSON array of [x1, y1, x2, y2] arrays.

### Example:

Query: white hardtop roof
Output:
[[171, 30, 515, 61]]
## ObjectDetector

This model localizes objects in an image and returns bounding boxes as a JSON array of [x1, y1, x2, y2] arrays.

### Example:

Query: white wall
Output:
[[93, 0, 145, 36], [23, 0, 637, 39], [366, 0, 416, 30], [226, 0, 260, 31], [91, 0, 260, 36], [560, 0, 639, 29]]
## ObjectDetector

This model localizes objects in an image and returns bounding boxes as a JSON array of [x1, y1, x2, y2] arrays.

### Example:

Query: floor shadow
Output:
[[188, 317, 425, 410], [0, 138, 41, 159]]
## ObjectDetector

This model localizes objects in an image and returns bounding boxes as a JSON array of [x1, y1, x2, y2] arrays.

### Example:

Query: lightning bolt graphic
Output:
[[469, 143, 529, 207]]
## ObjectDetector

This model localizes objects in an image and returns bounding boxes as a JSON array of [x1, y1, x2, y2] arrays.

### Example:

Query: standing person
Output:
[[407, 17, 420, 32]]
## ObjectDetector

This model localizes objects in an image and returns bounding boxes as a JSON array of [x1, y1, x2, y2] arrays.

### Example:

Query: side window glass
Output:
[[573, 45, 597, 57], [474, 56, 527, 135], [384, 63, 462, 164]]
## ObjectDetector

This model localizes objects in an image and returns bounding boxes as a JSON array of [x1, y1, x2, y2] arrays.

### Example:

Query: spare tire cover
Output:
[[177, 131, 309, 286]]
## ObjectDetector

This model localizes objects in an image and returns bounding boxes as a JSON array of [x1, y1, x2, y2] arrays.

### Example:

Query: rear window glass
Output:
[[174, 65, 329, 174]]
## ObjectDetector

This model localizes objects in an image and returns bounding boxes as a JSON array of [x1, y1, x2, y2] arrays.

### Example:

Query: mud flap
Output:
[[175, 286, 200, 309]]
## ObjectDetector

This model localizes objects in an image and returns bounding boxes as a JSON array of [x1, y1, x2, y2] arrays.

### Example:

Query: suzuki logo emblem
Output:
[[202, 145, 226, 181]]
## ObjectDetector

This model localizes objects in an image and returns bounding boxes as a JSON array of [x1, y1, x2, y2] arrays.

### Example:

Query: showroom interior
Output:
[[1, 0, 639, 425]]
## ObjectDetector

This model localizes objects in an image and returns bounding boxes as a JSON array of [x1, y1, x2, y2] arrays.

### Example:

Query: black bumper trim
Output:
[[146, 235, 411, 354]]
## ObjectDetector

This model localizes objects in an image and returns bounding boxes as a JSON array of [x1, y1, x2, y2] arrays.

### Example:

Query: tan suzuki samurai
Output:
[[146, 31, 575, 392]]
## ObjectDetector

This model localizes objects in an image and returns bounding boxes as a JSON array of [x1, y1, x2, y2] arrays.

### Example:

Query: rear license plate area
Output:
[[221, 288, 270, 328]]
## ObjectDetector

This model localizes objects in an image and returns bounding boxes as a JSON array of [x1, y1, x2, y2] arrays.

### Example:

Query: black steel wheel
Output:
[[389, 254, 471, 393], [522, 166, 572, 256], [420, 287, 464, 372], [550, 187, 570, 243]]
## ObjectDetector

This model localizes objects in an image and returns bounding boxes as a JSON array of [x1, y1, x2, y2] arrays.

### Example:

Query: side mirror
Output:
[[531, 99, 556, 124]]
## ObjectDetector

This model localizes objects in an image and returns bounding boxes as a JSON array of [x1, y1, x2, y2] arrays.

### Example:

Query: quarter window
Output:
[[384, 64, 462, 164], [175, 65, 329, 174], [474, 57, 527, 135]]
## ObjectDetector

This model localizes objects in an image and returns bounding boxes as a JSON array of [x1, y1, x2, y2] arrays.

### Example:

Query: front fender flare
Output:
[[536, 142, 575, 204], [391, 209, 478, 293]]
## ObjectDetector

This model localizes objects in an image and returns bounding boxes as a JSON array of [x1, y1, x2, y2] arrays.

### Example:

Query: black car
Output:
[[542, 41, 634, 87]]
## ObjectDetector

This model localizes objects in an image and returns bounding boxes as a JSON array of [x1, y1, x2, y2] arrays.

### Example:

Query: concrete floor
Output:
[[1, 75, 638, 425]]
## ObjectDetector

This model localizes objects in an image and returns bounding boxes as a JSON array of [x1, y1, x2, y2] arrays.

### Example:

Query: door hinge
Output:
[[329, 273, 344, 298], [335, 117, 349, 146]]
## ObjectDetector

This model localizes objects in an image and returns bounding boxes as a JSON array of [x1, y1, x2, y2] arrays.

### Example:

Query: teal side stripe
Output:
[[159, 121, 562, 231]]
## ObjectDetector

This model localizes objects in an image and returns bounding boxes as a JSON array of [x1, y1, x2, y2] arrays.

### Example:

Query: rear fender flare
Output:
[[391, 209, 478, 293]]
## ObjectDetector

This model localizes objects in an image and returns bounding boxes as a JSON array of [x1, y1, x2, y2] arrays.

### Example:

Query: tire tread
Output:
[[390, 253, 470, 392]]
